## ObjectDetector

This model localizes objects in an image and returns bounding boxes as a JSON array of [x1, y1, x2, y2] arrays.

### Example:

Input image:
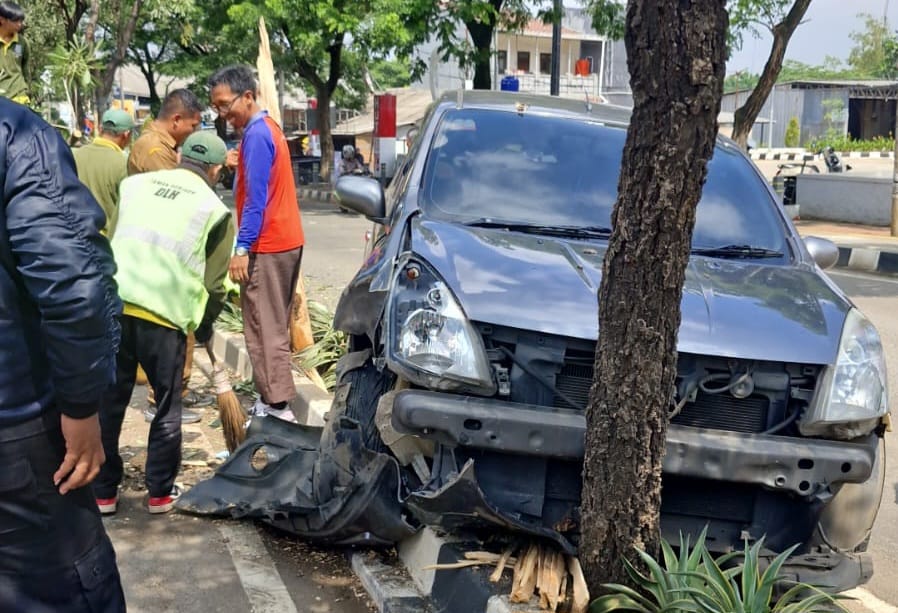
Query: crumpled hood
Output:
[[409, 218, 851, 365]]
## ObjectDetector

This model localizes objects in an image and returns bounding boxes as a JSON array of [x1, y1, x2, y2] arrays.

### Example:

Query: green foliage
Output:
[[806, 134, 895, 153], [294, 301, 347, 391], [590, 528, 850, 613], [215, 301, 245, 334], [784, 117, 800, 147], [724, 71, 760, 93], [848, 13, 898, 78], [728, 0, 795, 52], [369, 57, 412, 90], [584, 0, 625, 40]]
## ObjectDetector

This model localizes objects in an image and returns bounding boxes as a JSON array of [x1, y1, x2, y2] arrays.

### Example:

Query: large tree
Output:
[[579, 0, 727, 593], [848, 13, 898, 79], [424, 0, 531, 90], [729, 0, 812, 147]]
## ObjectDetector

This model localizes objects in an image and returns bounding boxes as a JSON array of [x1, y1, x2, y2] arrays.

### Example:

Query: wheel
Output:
[[340, 361, 396, 453]]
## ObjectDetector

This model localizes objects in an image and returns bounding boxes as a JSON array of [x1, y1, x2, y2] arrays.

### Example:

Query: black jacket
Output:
[[0, 99, 121, 426]]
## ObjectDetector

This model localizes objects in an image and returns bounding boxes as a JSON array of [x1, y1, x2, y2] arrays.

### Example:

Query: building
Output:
[[720, 80, 898, 148], [413, 6, 632, 105]]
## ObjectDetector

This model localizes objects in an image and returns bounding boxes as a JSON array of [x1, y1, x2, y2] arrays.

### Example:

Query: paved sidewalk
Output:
[[796, 219, 898, 275]]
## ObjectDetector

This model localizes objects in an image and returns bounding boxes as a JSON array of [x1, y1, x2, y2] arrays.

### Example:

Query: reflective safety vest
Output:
[[112, 168, 229, 333]]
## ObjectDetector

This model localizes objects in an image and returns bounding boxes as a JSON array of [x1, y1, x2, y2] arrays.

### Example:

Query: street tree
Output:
[[588, 0, 813, 148], [415, 0, 532, 90], [848, 13, 898, 79], [579, 0, 727, 593], [729, 0, 812, 147], [225, 0, 427, 181]]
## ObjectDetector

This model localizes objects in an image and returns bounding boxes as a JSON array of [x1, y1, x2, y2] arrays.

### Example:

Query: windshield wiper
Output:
[[690, 244, 783, 259], [466, 220, 612, 239]]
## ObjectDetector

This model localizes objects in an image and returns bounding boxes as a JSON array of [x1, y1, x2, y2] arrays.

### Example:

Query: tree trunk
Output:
[[94, 0, 145, 114], [466, 20, 495, 90], [731, 0, 811, 148], [579, 0, 727, 594]]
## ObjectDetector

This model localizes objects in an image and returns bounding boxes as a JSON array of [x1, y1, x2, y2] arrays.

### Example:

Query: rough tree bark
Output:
[[94, 0, 145, 114], [579, 0, 728, 593], [731, 0, 811, 148]]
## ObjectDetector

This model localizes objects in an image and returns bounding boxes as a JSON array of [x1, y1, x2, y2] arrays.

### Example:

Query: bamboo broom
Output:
[[203, 344, 246, 452]]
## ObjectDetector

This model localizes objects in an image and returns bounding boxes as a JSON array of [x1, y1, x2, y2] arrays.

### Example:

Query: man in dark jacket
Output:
[[0, 99, 126, 611]]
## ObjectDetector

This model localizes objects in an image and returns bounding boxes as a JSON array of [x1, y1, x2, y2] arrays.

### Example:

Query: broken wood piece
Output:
[[464, 551, 507, 562], [537, 547, 548, 610], [559, 572, 568, 613], [547, 550, 566, 612], [510, 544, 540, 603], [490, 545, 516, 583], [567, 556, 589, 613]]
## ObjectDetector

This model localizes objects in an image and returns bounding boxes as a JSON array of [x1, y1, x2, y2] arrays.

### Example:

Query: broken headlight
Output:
[[801, 309, 888, 439], [385, 258, 496, 395]]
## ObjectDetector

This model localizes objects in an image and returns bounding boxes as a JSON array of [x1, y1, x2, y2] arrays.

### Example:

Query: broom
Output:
[[203, 344, 246, 452]]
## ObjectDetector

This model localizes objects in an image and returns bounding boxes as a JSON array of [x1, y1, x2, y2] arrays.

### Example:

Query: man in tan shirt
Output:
[[127, 88, 209, 417], [128, 89, 203, 175]]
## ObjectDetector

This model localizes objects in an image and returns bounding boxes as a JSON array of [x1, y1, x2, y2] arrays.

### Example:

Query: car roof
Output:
[[435, 90, 632, 126], [433, 90, 738, 149]]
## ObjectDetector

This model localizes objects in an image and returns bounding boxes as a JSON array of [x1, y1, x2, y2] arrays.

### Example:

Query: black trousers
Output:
[[95, 315, 186, 499], [0, 410, 126, 612]]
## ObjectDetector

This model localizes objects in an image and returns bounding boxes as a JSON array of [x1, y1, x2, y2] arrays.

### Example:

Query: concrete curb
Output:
[[751, 150, 894, 160], [834, 245, 898, 276], [210, 328, 333, 426], [299, 187, 335, 205]]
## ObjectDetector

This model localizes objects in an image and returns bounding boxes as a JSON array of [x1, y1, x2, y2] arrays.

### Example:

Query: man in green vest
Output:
[[94, 131, 236, 515], [73, 108, 134, 237], [0, 1, 28, 104]]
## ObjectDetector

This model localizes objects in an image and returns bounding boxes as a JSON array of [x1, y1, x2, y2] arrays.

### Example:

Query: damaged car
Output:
[[180, 91, 889, 592]]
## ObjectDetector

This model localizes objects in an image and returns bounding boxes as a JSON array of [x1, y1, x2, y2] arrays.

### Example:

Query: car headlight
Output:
[[801, 309, 888, 439], [385, 258, 496, 395]]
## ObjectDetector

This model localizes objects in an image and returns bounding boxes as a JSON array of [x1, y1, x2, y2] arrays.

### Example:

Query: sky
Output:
[[727, 0, 898, 74]]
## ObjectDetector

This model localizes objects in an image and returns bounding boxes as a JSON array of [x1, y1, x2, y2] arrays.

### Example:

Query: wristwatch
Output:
[[235, 247, 249, 257]]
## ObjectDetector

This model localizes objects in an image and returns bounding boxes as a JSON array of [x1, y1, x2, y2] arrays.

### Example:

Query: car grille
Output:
[[553, 362, 771, 433]]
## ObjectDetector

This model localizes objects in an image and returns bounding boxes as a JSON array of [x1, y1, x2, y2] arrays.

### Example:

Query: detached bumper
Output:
[[392, 389, 877, 496]]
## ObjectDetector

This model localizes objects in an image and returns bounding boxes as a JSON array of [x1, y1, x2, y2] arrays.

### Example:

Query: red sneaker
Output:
[[147, 485, 183, 514], [96, 496, 118, 515]]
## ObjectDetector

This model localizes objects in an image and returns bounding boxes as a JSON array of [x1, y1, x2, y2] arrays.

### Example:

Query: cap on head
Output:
[[101, 109, 134, 134], [181, 131, 227, 165]]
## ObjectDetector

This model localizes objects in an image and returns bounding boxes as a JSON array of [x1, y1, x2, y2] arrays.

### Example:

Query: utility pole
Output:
[[550, 0, 562, 96]]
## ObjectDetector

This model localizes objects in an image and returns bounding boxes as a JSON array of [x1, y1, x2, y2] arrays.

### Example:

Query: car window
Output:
[[419, 108, 786, 251]]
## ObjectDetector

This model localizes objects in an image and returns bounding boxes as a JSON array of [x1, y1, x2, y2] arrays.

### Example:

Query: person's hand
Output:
[[54, 413, 105, 495], [229, 254, 250, 284], [225, 149, 239, 170]]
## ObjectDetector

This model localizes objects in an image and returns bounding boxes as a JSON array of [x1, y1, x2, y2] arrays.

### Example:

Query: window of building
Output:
[[497, 51, 508, 74], [517, 51, 530, 73], [539, 53, 552, 75]]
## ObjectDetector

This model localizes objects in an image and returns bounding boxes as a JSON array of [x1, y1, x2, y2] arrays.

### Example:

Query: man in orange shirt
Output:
[[209, 65, 304, 420]]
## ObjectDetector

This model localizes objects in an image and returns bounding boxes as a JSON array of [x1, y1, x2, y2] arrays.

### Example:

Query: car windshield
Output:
[[420, 108, 786, 252]]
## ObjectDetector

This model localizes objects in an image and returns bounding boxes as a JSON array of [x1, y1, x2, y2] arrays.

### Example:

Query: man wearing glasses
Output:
[[208, 65, 304, 422]]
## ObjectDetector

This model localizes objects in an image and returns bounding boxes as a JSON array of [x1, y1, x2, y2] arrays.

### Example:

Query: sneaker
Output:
[[96, 496, 118, 515], [144, 405, 202, 424], [147, 485, 183, 514]]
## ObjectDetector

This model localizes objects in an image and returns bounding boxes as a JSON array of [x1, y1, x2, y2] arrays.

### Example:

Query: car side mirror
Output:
[[803, 236, 839, 270], [335, 175, 387, 222]]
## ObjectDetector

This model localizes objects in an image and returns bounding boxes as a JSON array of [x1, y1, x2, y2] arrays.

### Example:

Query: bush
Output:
[[784, 117, 800, 147], [806, 134, 894, 153], [589, 527, 850, 613]]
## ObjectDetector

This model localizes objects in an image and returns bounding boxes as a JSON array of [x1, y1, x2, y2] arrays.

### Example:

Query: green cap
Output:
[[181, 131, 227, 165], [101, 109, 135, 133]]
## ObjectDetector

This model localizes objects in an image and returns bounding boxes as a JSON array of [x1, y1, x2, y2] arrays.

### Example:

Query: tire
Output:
[[341, 362, 396, 453]]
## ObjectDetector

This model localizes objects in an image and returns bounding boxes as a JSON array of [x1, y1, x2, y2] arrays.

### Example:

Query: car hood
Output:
[[409, 218, 850, 365]]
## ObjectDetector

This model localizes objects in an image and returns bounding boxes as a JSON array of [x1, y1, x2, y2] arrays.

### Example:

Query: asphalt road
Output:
[[826, 270, 898, 611]]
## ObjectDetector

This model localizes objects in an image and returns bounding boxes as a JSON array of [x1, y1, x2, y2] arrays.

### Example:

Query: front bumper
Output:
[[392, 389, 878, 497]]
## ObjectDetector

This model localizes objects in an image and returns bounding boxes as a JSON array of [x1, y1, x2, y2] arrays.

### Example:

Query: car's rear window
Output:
[[420, 108, 786, 251]]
